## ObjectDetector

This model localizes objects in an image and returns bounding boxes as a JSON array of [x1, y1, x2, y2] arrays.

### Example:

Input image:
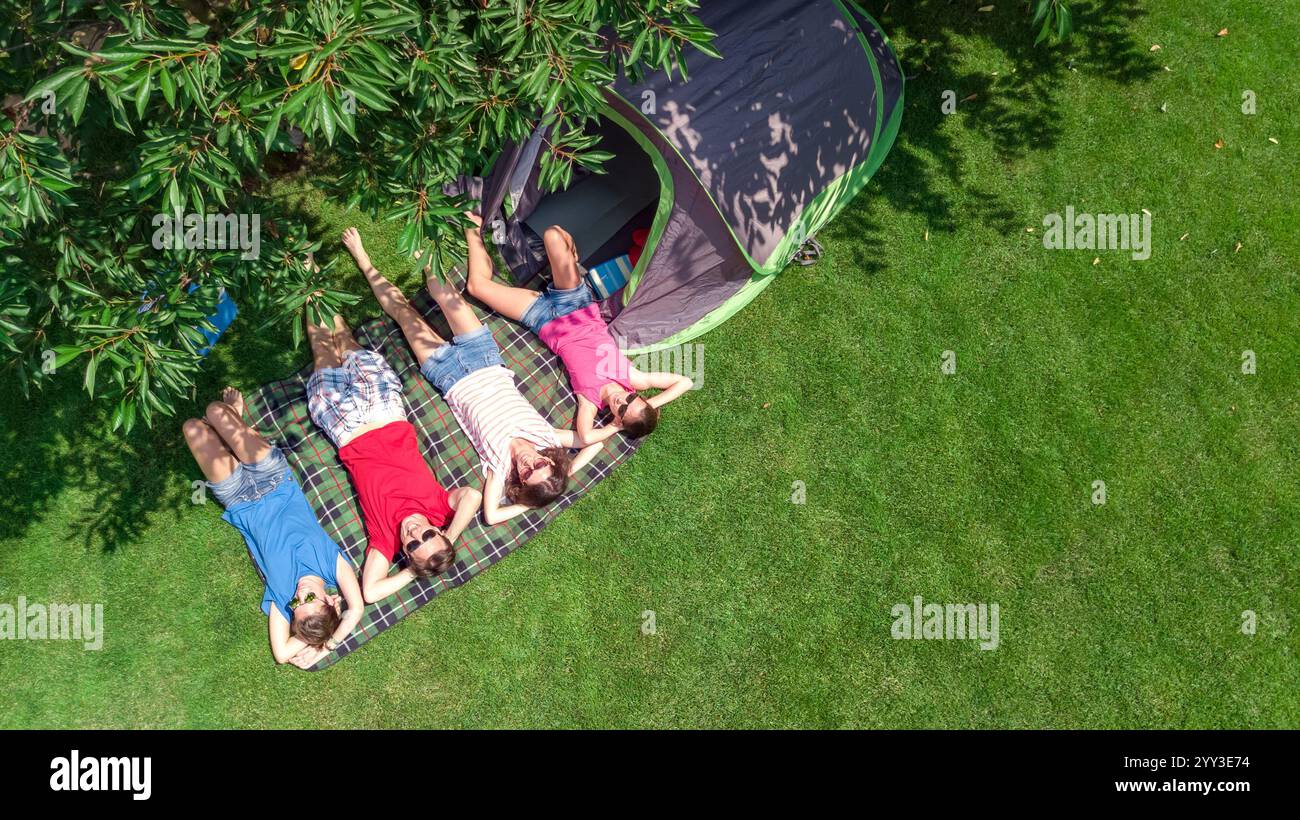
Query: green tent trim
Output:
[[600, 101, 676, 307]]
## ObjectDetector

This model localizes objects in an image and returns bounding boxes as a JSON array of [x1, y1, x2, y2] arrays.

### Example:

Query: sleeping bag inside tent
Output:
[[476, 0, 903, 353]]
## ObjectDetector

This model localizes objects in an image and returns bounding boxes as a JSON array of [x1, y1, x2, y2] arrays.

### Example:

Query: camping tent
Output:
[[476, 0, 903, 353]]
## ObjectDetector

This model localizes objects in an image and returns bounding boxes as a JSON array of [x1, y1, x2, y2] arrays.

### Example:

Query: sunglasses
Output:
[[521, 456, 554, 478], [288, 592, 317, 610], [404, 528, 439, 554], [615, 391, 637, 416]]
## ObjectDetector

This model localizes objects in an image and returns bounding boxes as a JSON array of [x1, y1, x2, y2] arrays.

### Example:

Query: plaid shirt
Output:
[[307, 349, 408, 448]]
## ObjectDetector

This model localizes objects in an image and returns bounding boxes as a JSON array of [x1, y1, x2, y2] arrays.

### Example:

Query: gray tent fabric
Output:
[[604, 92, 752, 349], [610, 0, 878, 270], [507, 123, 548, 215], [476, 126, 555, 284]]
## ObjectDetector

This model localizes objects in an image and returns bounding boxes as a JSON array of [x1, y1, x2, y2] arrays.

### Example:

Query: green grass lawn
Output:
[[2, 0, 1297, 728]]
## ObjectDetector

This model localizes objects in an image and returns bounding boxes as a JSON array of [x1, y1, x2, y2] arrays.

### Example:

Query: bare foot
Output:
[[412, 246, 433, 276], [464, 211, 483, 229], [341, 227, 366, 263], [221, 387, 246, 419]]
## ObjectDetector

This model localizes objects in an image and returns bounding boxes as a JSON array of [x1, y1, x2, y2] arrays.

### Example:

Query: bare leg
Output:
[[427, 275, 484, 338], [331, 314, 363, 357], [464, 220, 538, 323], [182, 418, 238, 484], [308, 314, 343, 371], [543, 225, 583, 289], [205, 388, 273, 465], [341, 227, 445, 364], [303, 253, 345, 371]]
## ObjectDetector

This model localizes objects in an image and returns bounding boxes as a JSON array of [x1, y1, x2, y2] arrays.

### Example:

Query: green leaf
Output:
[[159, 68, 176, 106], [1035, 16, 1053, 45], [263, 107, 283, 153], [397, 220, 418, 255], [134, 69, 153, 119], [628, 30, 649, 65], [318, 95, 336, 144], [84, 352, 98, 398], [1033, 0, 1052, 27], [24, 67, 83, 103], [52, 345, 83, 368], [167, 176, 182, 213], [1058, 5, 1073, 39], [64, 280, 100, 299], [692, 38, 722, 60], [65, 78, 90, 125]]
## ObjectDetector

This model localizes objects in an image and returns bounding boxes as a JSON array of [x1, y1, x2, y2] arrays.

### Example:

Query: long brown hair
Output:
[[505, 446, 572, 507]]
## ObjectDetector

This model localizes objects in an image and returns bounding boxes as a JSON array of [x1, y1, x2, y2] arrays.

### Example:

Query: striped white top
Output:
[[445, 365, 560, 478]]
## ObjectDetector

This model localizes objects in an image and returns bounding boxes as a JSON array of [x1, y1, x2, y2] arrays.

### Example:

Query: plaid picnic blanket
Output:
[[243, 284, 639, 670]]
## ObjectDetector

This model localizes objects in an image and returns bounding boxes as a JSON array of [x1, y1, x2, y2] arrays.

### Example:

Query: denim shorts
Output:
[[521, 281, 594, 335], [419, 326, 504, 395], [209, 447, 290, 508]]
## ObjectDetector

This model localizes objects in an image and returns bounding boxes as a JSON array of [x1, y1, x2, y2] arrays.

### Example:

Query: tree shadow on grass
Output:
[[832, 0, 1162, 274], [0, 377, 187, 554], [0, 193, 343, 553]]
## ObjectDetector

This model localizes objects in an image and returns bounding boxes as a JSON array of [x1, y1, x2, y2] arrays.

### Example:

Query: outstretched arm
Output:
[[553, 427, 604, 475], [445, 485, 483, 542], [568, 441, 604, 476], [361, 549, 414, 604], [481, 469, 531, 525], [268, 606, 312, 666], [574, 398, 621, 447], [630, 368, 694, 409], [326, 555, 364, 649]]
